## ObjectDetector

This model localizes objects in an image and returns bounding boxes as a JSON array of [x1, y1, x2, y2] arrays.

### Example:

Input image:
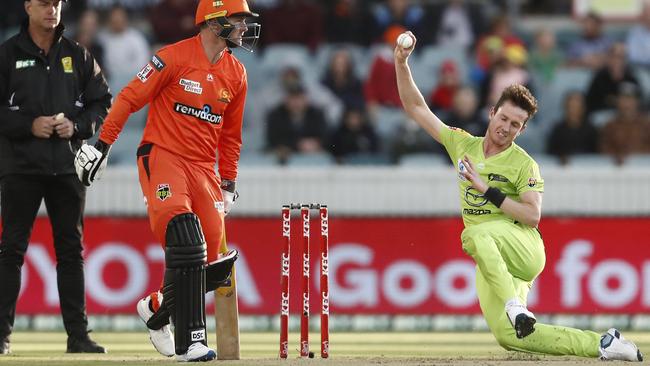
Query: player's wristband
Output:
[[484, 187, 506, 208]]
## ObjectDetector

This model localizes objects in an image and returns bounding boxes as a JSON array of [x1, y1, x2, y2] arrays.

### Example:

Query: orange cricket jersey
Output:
[[99, 34, 247, 180]]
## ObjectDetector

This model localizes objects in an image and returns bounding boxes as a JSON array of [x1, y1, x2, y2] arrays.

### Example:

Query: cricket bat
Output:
[[214, 231, 240, 359]]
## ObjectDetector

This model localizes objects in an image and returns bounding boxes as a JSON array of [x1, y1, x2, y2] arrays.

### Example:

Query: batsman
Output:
[[395, 31, 643, 362], [73, 0, 260, 361]]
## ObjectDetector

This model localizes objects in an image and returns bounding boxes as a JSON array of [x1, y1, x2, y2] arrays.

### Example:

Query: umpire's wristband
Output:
[[484, 187, 506, 208]]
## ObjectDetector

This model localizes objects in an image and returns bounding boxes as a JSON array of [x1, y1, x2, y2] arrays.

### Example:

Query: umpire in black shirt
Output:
[[0, 0, 111, 354]]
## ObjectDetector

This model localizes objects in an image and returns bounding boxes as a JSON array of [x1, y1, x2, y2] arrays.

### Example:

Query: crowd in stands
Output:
[[3, 0, 650, 167]]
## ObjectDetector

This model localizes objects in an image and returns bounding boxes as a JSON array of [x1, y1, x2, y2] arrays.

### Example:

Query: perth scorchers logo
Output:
[[218, 88, 232, 103]]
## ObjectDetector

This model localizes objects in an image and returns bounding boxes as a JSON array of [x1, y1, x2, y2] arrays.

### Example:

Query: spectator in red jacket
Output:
[[429, 60, 461, 113], [364, 25, 405, 115]]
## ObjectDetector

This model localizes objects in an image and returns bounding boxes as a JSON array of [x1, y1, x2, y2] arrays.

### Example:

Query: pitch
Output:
[[1, 331, 648, 365]]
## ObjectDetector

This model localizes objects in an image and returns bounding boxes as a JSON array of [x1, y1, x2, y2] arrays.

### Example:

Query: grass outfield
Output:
[[0, 331, 649, 365]]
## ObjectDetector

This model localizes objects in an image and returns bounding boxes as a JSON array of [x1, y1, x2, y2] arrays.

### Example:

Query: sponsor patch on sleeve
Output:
[[136, 63, 154, 83], [151, 55, 166, 71], [448, 126, 471, 136]]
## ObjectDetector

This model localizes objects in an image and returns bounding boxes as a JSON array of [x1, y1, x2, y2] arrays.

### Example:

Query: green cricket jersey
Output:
[[440, 126, 544, 228]]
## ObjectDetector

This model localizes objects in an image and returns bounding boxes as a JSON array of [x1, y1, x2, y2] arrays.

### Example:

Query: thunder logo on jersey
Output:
[[174, 102, 222, 124]]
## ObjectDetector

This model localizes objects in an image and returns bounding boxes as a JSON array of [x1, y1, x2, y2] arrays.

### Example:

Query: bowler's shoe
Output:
[[66, 333, 107, 353]]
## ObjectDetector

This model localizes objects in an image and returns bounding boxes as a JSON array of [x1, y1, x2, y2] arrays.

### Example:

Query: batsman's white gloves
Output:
[[220, 179, 238, 216], [74, 140, 111, 187]]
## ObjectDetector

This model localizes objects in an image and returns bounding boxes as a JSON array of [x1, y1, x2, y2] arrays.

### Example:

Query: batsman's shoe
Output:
[[137, 294, 175, 357], [599, 328, 643, 362], [505, 300, 536, 339], [176, 342, 216, 362]]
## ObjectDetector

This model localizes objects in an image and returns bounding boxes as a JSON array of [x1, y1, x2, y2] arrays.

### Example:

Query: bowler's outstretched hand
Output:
[[394, 31, 416, 64]]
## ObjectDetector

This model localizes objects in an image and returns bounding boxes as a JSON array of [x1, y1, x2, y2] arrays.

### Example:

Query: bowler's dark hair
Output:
[[494, 84, 538, 123]]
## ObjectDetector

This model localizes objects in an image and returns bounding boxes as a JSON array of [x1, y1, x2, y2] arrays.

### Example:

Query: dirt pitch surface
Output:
[[0, 332, 647, 365]]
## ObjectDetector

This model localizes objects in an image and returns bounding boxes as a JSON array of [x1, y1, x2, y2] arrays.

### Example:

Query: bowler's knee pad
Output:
[[162, 213, 208, 355]]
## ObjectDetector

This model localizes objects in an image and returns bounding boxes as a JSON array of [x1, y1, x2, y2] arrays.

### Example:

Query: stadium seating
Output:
[[109, 129, 143, 166], [259, 44, 315, 82], [590, 110, 616, 128], [537, 67, 593, 126], [624, 153, 650, 166], [565, 154, 617, 167], [398, 153, 448, 167], [410, 45, 469, 95], [343, 152, 391, 166], [238, 151, 278, 167], [314, 43, 371, 80], [531, 154, 561, 168], [286, 152, 335, 167]]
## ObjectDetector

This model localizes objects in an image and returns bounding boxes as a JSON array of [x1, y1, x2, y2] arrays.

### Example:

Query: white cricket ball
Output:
[[54, 112, 64, 121], [397, 33, 414, 49]]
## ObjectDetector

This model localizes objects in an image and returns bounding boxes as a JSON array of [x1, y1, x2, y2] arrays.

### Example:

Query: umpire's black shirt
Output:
[[0, 21, 111, 177]]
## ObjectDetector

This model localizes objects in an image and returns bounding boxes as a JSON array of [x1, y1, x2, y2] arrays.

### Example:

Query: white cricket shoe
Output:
[[176, 342, 216, 362], [599, 328, 643, 362], [505, 299, 536, 339], [137, 294, 175, 357]]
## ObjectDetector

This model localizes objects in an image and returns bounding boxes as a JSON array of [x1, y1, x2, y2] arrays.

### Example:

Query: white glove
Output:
[[74, 140, 110, 187], [220, 179, 238, 216]]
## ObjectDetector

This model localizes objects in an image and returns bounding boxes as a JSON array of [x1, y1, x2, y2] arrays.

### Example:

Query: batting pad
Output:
[[162, 213, 208, 355]]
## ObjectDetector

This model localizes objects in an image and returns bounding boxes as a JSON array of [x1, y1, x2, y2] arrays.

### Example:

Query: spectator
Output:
[[266, 83, 329, 164], [248, 0, 280, 8], [321, 48, 365, 109], [529, 28, 563, 83], [261, 0, 324, 51], [74, 9, 104, 68], [626, 2, 650, 67], [446, 86, 487, 137], [368, 0, 427, 44], [546, 91, 599, 165], [390, 118, 445, 163], [97, 5, 150, 89], [429, 60, 461, 113], [480, 44, 531, 108], [585, 42, 640, 115], [430, 0, 485, 50], [365, 25, 404, 114], [324, 0, 371, 45], [566, 11, 612, 69], [600, 82, 650, 165], [474, 15, 525, 77], [86, 0, 159, 11], [149, 0, 197, 45], [252, 63, 343, 130], [329, 107, 379, 163]]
